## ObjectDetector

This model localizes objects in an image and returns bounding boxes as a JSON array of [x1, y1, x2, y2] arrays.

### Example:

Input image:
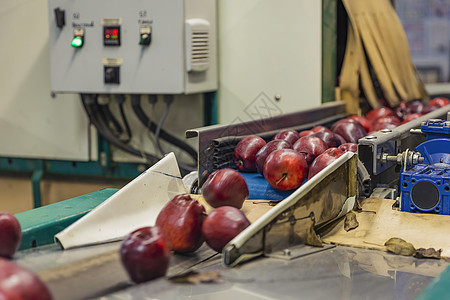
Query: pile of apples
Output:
[[0, 212, 53, 299], [121, 172, 251, 284], [232, 97, 450, 191]]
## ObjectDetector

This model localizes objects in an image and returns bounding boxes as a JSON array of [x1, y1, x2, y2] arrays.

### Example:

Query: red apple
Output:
[[0, 258, 52, 300], [311, 125, 332, 133], [338, 143, 358, 153], [394, 101, 410, 121], [422, 104, 440, 115], [0, 212, 21, 259], [155, 194, 205, 253], [308, 148, 344, 179], [429, 97, 450, 107], [234, 135, 266, 172], [273, 130, 299, 145], [202, 168, 249, 209], [292, 136, 328, 164], [255, 140, 292, 175], [407, 100, 424, 114], [299, 130, 314, 137], [120, 226, 170, 283], [202, 206, 251, 252], [331, 120, 367, 144], [312, 131, 345, 148], [346, 115, 372, 132], [365, 107, 393, 122], [264, 149, 308, 190], [401, 113, 423, 124], [371, 115, 401, 131]]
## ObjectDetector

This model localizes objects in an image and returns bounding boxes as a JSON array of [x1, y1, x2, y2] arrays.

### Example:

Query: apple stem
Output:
[[276, 173, 288, 186]]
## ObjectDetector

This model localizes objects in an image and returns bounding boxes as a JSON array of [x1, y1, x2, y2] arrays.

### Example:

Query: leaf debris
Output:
[[344, 212, 359, 231], [169, 271, 221, 284]]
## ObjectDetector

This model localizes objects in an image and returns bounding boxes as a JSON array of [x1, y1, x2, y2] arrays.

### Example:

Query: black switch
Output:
[[104, 66, 120, 84], [54, 7, 65, 29]]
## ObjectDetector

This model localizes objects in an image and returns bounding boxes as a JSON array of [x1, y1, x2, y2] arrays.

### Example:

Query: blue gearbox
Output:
[[400, 163, 450, 214], [400, 119, 450, 214]]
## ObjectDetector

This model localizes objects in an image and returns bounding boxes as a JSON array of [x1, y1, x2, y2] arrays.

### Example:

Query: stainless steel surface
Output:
[[186, 102, 348, 186], [14, 239, 448, 299], [99, 246, 448, 300]]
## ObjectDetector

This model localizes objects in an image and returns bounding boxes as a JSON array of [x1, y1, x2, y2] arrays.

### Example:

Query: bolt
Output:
[[380, 129, 392, 133], [274, 94, 281, 101], [365, 135, 377, 140]]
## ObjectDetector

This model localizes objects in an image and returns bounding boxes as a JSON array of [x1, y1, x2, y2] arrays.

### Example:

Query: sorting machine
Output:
[[12, 101, 450, 299]]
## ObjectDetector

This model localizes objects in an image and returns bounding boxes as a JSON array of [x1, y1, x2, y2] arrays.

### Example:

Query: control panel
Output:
[[48, 0, 217, 94]]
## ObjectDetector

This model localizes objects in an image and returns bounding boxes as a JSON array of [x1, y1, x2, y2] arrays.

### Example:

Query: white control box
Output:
[[48, 0, 217, 94]]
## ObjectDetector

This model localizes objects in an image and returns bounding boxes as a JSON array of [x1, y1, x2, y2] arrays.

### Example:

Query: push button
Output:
[[104, 66, 120, 84], [71, 28, 84, 48], [139, 26, 152, 46]]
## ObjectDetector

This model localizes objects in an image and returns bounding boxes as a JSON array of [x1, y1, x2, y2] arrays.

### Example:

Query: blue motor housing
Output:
[[400, 163, 450, 214], [399, 119, 450, 214]]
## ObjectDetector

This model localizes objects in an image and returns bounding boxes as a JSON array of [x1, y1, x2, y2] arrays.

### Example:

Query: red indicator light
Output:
[[112, 29, 119, 35], [105, 29, 111, 34]]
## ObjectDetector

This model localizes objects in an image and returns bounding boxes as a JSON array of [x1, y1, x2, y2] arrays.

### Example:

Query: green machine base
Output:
[[15, 188, 119, 250]]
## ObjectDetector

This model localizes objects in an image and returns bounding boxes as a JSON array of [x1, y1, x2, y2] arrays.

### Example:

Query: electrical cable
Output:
[[130, 95, 197, 161], [115, 95, 132, 144], [99, 102, 123, 137], [81, 94, 160, 164], [82, 94, 195, 173], [155, 95, 173, 156], [153, 95, 195, 172]]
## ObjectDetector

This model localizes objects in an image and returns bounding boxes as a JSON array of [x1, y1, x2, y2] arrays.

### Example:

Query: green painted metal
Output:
[[31, 168, 43, 208], [322, 0, 337, 103], [0, 157, 145, 179], [15, 188, 119, 250], [416, 265, 450, 300], [203, 91, 218, 126]]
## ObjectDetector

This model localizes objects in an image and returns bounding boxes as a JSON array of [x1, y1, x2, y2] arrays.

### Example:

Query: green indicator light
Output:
[[71, 37, 83, 48]]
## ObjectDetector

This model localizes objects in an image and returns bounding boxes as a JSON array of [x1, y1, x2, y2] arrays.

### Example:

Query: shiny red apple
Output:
[[365, 107, 394, 123], [120, 226, 171, 283], [308, 148, 344, 179], [234, 135, 266, 172], [202, 168, 249, 209], [311, 125, 332, 133], [0, 212, 22, 259], [292, 136, 328, 164], [255, 140, 292, 175], [422, 104, 440, 114], [0, 258, 52, 300], [371, 115, 401, 131], [331, 119, 367, 144], [401, 113, 423, 124], [407, 100, 424, 114], [202, 206, 251, 252], [429, 97, 450, 107], [346, 115, 372, 132], [299, 130, 314, 137], [312, 131, 345, 148], [273, 130, 299, 145], [338, 143, 358, 153], [155, 194, 205, 253], [264, 149, 308, 190]]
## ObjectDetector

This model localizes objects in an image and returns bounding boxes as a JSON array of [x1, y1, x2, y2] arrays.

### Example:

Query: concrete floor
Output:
[[0, 175, 128, 214]]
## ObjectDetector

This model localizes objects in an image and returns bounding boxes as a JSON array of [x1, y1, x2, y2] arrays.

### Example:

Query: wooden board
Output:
[[322, 198, 450, 258]]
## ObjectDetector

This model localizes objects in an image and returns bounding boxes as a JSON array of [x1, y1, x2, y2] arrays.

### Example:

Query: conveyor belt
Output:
[[14, 243, 449, 299]]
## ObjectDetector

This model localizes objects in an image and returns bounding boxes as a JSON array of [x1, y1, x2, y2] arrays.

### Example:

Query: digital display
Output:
[[103, 26, 120, 46]]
